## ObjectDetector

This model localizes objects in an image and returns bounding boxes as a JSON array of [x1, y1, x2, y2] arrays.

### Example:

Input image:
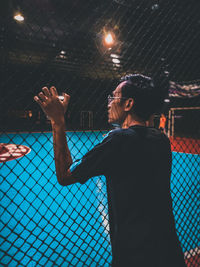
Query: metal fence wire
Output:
[[0, 0, 200, 266]]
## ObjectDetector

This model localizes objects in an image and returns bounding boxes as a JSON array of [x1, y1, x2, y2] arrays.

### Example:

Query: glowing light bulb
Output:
[[110, 53, 119, 58], [105, 33, 113, 45], [14, 13, 24, 22], [102, 29, 116, 48], [112, 58, 120, 64]]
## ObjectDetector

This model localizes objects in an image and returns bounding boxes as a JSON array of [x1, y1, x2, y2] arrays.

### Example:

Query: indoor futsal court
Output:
[[1, 0, 200, 266], [0, 131, 199, 266]]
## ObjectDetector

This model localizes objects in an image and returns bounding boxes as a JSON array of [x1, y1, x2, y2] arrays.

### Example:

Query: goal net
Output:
[[80, 111, 94, 130], [168, 107, 200, 138]]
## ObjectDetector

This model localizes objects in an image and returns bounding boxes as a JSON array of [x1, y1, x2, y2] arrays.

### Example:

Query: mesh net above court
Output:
[[0, 0, 200, 266]]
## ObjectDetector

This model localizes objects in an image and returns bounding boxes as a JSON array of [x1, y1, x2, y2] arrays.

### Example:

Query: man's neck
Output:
[[121, 114, 146, 129]]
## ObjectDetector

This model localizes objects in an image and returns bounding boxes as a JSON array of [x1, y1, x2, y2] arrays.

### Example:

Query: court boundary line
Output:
[[172, 151, 200, 156], [184, 246, 200, 259]]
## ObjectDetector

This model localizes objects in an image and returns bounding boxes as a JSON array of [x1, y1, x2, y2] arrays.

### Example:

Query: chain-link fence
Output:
[[1, 0, 200, 266]]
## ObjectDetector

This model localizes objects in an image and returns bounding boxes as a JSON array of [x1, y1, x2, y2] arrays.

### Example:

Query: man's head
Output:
[[108, 74, 168, 126], [107, 81, 133, 125]]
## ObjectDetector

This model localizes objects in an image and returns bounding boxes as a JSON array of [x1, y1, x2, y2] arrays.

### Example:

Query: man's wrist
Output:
[[51, 117, 66, 127]]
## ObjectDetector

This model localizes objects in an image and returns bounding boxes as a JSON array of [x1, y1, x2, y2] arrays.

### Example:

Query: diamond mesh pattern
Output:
[[1, 0, 200, 266]]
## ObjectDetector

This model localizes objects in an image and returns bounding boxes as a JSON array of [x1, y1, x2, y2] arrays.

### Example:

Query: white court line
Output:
[[184, 246, 200, 259]]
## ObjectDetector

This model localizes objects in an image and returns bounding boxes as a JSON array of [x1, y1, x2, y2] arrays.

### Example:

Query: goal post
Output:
[[168, 107, 200, 138], [80, 111, 93, 129]]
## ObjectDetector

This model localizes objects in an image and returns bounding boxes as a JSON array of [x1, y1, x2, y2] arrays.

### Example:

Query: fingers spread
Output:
[[42, 87, 51, 97], [34, 96, 43, 107], [50, 86, 58, 97], [38, 92, 48, 102]]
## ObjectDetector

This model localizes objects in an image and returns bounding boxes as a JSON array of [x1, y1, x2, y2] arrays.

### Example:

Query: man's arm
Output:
[[34, 86, 76, 186], [51, 118, 76, 186]]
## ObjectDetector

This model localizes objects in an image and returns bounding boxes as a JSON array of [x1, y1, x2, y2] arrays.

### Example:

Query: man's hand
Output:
[[34, 86, 70, 123]]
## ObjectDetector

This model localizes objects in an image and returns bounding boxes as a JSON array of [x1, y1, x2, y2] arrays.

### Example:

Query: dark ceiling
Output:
[[0, 0, 200, 132], [1, 0, 200, 81]]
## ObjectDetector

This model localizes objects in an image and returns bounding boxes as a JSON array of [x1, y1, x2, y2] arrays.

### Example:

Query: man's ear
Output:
[[124, 98, 134, 111]]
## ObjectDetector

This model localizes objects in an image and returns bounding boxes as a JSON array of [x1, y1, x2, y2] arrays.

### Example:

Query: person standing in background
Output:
[[159, 113, 167, 134]]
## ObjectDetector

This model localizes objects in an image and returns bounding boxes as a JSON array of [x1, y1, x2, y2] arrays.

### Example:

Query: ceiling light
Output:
[[105, 33, 113, 44], [14, 13, 24, 22], [113, 64, 120, 68], [103, 32, 115, 48], [60, 50, 66, 55], [59, 55, 66, 59], [112, 58, 120, 64], [110, 54, 120, 58], [151, 4, 159, 10]]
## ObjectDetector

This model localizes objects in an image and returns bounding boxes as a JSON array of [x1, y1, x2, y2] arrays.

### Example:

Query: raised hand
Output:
[[34, 86, 70, 123]]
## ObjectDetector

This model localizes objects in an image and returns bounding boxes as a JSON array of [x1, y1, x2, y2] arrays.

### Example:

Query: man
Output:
[[34, 74, 186, 266]]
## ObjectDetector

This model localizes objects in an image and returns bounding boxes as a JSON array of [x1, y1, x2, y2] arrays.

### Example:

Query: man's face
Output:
[[107, 82, 127, 125]]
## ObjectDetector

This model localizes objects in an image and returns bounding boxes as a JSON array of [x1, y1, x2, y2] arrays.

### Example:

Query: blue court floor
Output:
[[0, 132, 199, 266]]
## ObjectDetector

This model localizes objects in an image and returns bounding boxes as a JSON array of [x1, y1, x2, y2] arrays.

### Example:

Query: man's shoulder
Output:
[[102, 128, 139, 145], [103, 126, 170, 141], [104, 127, 135, 138]]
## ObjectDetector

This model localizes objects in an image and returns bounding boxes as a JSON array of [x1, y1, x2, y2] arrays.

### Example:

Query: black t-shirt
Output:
[[70, 126, 186, 267]]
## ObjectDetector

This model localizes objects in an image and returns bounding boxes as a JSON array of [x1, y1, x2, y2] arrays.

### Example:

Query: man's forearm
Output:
[[34, 87, 75, 185], [51, 117, 73, 185]]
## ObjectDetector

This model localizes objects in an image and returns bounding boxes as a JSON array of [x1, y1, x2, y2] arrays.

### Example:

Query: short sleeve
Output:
[[70, 130, 118, 184]]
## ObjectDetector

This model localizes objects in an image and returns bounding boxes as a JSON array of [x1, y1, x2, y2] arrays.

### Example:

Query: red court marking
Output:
[[185, 254, 200, 267], [170, 137, 200, 155], [0, 143, 31, 163]]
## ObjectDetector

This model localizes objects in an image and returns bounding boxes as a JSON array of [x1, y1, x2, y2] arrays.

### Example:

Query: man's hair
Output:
[[120, 73, 169, 121]]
